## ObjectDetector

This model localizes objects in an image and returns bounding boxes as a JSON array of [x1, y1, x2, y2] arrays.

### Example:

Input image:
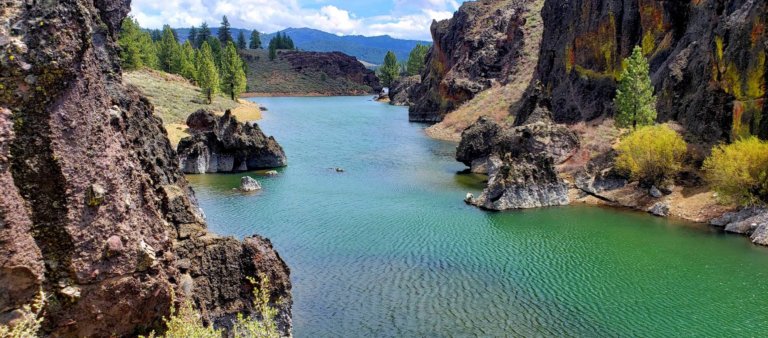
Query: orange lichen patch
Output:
[[751, 20, 765, 46], [565, 46, 575, 73], [732, 101, 745, 137], [691, 0, 704, 6], [570, 13, 618, 78], [639, 0, 667, 55]]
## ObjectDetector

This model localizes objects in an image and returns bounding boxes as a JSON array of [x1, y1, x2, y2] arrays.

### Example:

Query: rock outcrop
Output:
[[409, 0, 539, 122], [0, 1, 291, 336], [711, 208, 768, 246], [457, 102, 579, 210], [177, 110, 287, 174], [389, 76, 421, 106], [519, 0, 768, 142], [280, 50, 382, 94]]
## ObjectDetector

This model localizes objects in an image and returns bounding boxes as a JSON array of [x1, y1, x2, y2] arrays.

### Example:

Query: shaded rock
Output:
[[650, 186, 663, 199], [178, 110, 287, 174], [711, 207, 766, 227], [389, 76, 421, 106], [649, 202, 670, 218], [239, 176, 262, 192]]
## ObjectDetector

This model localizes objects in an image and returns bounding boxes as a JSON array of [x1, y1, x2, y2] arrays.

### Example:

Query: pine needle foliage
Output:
[[614, 46, 657, 129]]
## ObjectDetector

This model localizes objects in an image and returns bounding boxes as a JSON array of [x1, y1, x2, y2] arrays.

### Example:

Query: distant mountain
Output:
[[174, 27, 430, 65]]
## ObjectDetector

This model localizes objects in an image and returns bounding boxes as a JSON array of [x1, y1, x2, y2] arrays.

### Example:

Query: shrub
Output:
[[615, 124, 687, 185], [703, 137, 768, 205], [145, 274, 280, 338], [0, 291, 45, 338]]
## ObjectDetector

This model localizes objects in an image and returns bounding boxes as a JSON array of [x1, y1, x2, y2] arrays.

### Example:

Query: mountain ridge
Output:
[[174, 27, 430, 65]]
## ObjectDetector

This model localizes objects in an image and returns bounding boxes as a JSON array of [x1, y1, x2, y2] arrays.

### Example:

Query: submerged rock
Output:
[[239, 176, 262, 192], [178, 110, 287, 174]]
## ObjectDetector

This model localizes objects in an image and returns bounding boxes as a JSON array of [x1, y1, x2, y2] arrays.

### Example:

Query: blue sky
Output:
[[129, 0, 462, 41]]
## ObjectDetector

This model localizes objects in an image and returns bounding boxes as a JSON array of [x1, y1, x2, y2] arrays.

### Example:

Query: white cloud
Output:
[[128, 0, 460, 40]]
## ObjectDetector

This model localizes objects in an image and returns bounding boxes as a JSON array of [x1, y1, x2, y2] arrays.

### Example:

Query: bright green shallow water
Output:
[[187, 96, 768, 337]]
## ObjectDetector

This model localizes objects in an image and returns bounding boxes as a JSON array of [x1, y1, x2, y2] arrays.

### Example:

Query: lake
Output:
[[187, 96, 768, 337]]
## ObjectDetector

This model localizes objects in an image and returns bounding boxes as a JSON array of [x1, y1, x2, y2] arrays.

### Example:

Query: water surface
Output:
[[187, 96, 768, 337]]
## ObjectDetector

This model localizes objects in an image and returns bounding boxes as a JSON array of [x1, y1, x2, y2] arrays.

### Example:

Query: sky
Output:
[[129, 0, 462, 41]]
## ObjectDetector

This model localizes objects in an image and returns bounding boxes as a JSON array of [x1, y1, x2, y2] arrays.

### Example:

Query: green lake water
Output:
[[187, 96, 768, 337]]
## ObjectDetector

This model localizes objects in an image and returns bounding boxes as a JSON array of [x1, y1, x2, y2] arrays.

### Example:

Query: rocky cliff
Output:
[[177, 110, 287, 174], [0, 1, 291, 336], [521, 0, 768, 142], [241, 49, 382, 96], [409, 0, 540, 122]]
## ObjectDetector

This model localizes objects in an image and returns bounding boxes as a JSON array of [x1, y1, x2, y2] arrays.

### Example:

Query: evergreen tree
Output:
[[157, 25, 181, 73], [268, 38, 277, 61], [197, 42, 220, 104], [179, 41, 197, 81], [249, 30, 262, 49], [207, 36, 223, 69], [196, 23, 211, 48], [406, 44, 429, 76], [118, 17, 158, 70], [150, 29, 162, 42], [237, 31, 247, 50], [220, 41, 248, 101], [218, 16, 232, 43], [614, 46, 657, 129], [379, 51, 399, 87], [188, 26, 198, 46]]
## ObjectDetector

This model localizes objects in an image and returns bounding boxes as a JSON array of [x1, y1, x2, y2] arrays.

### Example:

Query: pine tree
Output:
[[406, 44, 429, 76], [207, 37, 223, 69], [220, 41, 248, 101], [118, 17, 158, 70], [237, 31, 247, 50], [268, 38, 277, 61], [249, 30, 262, 49], [157, 25, 181, 73], [188, 26, 198, 46], [179, 41, 197, 81], [197, 42, 220, 104], [614, 46, 657, 129], [218, 16, 232, 43], [196, 23, 211, 48], [379, 51, 399, 87], [150, 29, 162, 42]]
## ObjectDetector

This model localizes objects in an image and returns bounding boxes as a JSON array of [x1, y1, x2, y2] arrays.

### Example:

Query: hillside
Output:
[[240, 49, 381, 96], [176, 27, 430, 64], [123, 69, 262, 146]]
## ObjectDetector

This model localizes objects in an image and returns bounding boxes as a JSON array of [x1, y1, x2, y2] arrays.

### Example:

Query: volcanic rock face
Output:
[[525, 0, 768, 142], [0, 1, 291, 336], [280, 50, 382, 94], [389, 75, 421, 106], [408, 0, 537, 122], [457, 105, 579, 210], [177, 110, 287, 174]]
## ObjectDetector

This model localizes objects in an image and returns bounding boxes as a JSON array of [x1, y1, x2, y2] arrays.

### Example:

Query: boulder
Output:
[[239, 176, 262, 192], [650, 186, 663, 199], [649, 202, 670, 218], [389, 76, 421, 106], [177, 110, 287, 174]]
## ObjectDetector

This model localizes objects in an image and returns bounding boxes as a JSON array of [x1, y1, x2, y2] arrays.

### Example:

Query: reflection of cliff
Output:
[[0, 0, 291, 336]]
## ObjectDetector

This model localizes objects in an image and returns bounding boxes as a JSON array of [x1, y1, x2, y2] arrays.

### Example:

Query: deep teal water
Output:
[[187, 96, 768, 337]]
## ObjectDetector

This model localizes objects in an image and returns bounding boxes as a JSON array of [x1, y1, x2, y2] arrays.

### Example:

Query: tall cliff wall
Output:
[[523, 0, 768, 142], [408, 0, 539, 122], [0, 1, 290, 336]]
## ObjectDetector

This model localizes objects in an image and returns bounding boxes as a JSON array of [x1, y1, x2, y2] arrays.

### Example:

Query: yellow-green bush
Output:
[[0, 291, 45, 338], [615, 124, 687, 185], [145, 274, 281, 338], [703, 137, 768, 205]]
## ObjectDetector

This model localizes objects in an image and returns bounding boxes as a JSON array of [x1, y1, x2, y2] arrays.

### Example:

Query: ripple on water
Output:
[[189, 96, 768, 338]]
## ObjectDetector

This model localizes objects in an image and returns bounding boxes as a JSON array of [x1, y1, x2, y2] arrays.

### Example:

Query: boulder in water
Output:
[[240, 176, 262, 192]]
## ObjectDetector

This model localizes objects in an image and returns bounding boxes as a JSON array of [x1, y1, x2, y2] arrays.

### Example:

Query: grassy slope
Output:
[[241, 49, 372, 95], [425, 0, 545, 142], [124, 69, 262, 147]]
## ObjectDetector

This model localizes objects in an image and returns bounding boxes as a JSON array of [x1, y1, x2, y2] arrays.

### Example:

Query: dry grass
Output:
[[124, 69, 263, 147]]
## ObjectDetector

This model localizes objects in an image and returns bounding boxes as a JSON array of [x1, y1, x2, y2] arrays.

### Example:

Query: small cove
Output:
[[187, 96, 768, 337]]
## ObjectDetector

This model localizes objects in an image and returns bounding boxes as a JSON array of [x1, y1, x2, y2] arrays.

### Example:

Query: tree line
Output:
[[118, 16, 249, 103], [378, 43, 429, 87]]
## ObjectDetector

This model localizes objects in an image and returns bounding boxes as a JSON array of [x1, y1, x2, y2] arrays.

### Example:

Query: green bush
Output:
[[703, 137, 768, 205], [615, 124, 687, 185]]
